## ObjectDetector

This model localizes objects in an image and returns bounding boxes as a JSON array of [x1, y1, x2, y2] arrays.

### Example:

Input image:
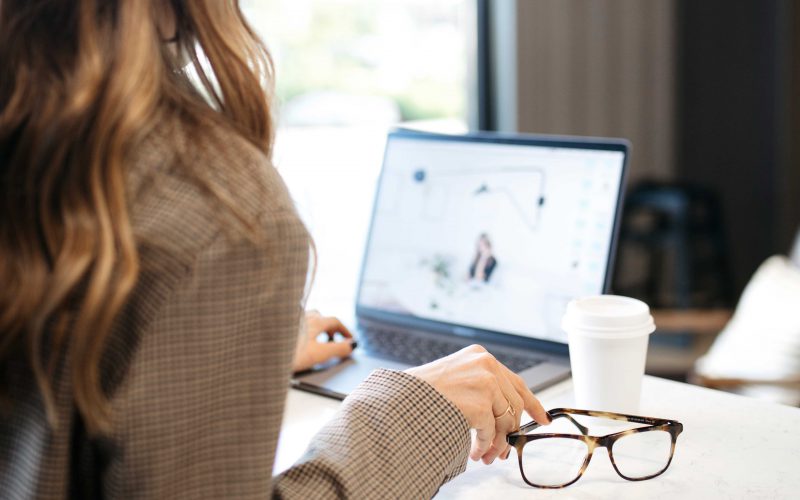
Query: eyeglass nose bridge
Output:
[[582, 435, 610, 457], [593, 433, 634, 457], [578, 435, 620, 474], [596, 434, 618, 450]]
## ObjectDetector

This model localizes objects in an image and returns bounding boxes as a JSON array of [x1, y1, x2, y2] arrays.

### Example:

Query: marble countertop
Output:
[[276, 376, 800, 499]]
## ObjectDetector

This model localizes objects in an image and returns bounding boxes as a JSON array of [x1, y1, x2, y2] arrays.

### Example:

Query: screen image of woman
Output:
[[469, 233, 498, 283]]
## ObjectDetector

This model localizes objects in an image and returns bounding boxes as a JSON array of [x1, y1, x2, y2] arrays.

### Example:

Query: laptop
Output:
[[293, 129, 629, 399]]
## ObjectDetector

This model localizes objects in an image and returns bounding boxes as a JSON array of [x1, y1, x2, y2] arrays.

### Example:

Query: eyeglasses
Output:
[[506, 408, 683, 489]]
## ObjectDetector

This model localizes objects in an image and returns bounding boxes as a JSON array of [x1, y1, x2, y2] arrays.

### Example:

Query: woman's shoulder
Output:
[[127, 117, 302, 262], [112, 117, 309, 366]]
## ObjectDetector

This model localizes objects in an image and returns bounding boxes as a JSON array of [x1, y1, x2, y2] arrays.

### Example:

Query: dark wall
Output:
[[677, 0, 800, 296]]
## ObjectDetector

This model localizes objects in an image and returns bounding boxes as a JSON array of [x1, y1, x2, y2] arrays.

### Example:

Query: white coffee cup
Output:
[[562, 295, 656, 414]]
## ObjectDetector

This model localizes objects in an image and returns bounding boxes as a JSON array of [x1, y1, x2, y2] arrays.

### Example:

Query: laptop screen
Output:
[[357, 132, 627, 345]]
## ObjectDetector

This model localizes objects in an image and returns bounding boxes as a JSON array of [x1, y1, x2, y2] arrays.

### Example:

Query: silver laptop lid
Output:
[[356, 130, 629, 350]]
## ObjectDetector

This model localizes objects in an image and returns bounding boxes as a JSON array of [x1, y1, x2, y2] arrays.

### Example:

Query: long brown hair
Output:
[[0, 0, 276, 435]]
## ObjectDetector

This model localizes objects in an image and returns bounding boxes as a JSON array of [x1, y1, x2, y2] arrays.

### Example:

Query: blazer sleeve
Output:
[[274, 369, 471, 499]]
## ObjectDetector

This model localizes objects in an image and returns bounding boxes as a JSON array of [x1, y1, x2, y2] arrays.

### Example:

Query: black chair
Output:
[[613, 181, 734, 309]]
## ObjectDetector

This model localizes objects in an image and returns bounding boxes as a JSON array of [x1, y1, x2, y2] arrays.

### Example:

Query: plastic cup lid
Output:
[[561, 295, 655, 338]]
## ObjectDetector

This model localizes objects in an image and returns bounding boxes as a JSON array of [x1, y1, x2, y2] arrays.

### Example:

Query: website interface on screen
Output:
[[358, 136, 625, 343]]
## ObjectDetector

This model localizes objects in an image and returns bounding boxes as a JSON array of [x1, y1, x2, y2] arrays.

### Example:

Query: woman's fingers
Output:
[[294, 338, 355, 371], [471, 411, 497, 461], [294, 312, 356, 371], [499, 371, 524, 431], [501, 364, 550, 425], [316, 315, 354, 339], [478, 361, 547, 464], [479, 379, 508, 463], [482, 369, 523, 463], [472, 371, 506, 461], [314, 338, 355, 362]]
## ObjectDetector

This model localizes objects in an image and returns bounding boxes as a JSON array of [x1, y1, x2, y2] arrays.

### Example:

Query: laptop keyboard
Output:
[[361, 328, 544, 373]]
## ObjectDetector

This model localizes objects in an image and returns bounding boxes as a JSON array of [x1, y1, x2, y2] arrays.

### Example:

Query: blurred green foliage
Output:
[[245, 0, 467, 122]]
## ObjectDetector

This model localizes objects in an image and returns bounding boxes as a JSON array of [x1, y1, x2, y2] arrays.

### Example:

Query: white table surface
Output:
[[276, 376, 800, 499]]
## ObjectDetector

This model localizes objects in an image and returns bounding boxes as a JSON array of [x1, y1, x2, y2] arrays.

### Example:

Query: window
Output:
[[242, 0, 475, 314]]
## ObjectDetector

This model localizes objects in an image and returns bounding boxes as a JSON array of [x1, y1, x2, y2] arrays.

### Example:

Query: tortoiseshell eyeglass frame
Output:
[[506, 408, 684, 489]]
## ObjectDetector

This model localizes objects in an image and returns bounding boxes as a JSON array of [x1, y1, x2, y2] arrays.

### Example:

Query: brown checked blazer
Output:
[[0, 120, 470, 499]]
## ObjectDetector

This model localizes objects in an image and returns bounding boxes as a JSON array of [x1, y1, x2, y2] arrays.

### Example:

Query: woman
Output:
[[0, 1, 549, 498], [469, 233, 498, 283]]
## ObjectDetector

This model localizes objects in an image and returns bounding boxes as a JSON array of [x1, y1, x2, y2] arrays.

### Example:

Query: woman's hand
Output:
[[293, 311, 357, 372], [405, 344, 550, 464]]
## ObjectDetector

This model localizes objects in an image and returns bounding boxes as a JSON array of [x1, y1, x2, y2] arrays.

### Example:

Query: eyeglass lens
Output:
[[611, 430, 673, 479], [521, 437, 588, 487]]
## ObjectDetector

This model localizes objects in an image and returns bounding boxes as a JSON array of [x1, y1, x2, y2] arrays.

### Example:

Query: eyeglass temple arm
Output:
[[548, 410, 590, 435], [515, 410, 590, 436], [553, 408, 676, 427]]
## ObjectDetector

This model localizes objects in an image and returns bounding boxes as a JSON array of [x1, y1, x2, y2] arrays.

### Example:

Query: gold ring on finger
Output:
[[493, 403, 515, 419]]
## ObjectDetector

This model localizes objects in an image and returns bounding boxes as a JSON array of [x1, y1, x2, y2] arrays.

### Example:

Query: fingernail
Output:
[[351, 341, 358, 350]]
